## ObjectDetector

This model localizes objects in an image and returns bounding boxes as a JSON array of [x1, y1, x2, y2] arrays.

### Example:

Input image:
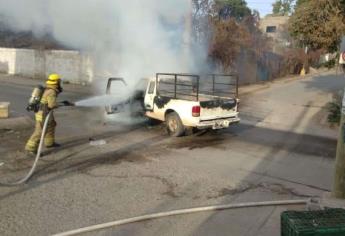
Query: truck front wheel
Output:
[[166, 112, 185, 137]]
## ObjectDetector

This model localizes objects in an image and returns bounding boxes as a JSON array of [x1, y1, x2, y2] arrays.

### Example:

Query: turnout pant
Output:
[[25, 115, 56, 152]]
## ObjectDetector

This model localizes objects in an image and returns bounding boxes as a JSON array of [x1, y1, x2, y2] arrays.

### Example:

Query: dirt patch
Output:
[[311, 104, 339, 130], [73, 149, 152, 170], [166, 133, 228, 150], [0, 127, 31, 156], [141, 175, 179, 198], [115, 152, 151, 164], [209, 182, 317, 199], [78, 171, 180, 198]]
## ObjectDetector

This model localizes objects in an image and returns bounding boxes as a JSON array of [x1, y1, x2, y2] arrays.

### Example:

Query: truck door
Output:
[[144, 81, 156, 111], [105, 77, 128, 114]]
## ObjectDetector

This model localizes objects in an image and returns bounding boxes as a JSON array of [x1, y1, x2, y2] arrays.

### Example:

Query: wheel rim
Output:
[[168, 118, 178, 133]]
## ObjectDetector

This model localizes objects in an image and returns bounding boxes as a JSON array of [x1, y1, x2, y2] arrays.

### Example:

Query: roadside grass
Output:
[[327, 90, 343, 125]]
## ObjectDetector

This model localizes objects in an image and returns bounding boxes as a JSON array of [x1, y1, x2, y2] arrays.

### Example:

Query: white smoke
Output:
[[0, 0, 205, 85]]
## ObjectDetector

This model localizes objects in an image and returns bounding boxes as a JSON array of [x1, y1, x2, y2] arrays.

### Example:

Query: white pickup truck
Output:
[[106, 73, 240, 136]]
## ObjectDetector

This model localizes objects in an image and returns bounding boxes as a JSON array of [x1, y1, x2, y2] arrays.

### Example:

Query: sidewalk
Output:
[[321, 193, 345, 209], [239, 67, 334, 97]]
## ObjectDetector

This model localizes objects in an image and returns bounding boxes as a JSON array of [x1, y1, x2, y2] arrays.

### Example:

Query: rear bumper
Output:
[[196, 116, 240, 129]]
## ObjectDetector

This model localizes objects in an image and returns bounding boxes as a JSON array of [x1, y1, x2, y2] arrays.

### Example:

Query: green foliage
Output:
[[289, 0, 345, 52], [323, 58, 337, 69], [215, 0, 251, 21], [272, 0, 281, 14], [272, 0, 294, 15], [294, 0, 310, 8], [341, 0, 345, 14], [341, 0, 345, 8], [327, 90, 343, 125], [328, 101, 341, 124]]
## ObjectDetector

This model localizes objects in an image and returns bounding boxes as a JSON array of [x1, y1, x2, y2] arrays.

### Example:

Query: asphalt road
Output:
[[0, 72, 344, 236]]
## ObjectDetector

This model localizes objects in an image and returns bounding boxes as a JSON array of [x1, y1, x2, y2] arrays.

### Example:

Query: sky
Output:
[[247, 0, 276, 17]]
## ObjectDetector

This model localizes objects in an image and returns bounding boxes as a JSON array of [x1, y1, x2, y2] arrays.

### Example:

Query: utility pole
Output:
[[333, 91, 345, 198], [182, 0, 192, 71], [183, 0, 192, 45]]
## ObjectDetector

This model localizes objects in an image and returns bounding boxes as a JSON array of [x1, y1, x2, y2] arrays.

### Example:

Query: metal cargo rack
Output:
[[204, 74, 239, 98], [156, 73, 238, 101]]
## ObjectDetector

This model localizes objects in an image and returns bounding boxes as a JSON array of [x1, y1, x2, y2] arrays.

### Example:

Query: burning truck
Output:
[[105, 73, 240, 137]]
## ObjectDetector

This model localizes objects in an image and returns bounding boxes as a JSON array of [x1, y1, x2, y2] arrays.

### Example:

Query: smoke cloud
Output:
[[0, 0, 205, 85]]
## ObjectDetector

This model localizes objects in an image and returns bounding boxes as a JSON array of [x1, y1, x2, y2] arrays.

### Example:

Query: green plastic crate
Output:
[[281, 208, 345, 236]]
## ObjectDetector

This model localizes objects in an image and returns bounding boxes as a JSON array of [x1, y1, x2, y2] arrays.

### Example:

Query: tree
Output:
[[340, 0, 345, 14], [209, 11, 272, 70], [272, 0, 283, 14], [214, 0, 251, 21], [192, 0, 213, 42], [289, 0, 345, 52], [209, 18, 251, 68], [192, 0, 272, 71], [192, 0, 253, 46], [272, 0, 294, 15], [294, 0, 309, 8]]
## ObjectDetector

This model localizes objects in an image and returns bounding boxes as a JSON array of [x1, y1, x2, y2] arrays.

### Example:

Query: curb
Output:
[[320, 192, 345, 209]]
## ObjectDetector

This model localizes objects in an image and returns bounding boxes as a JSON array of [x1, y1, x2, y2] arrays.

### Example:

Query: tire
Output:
[[166, 112, 185, 137]]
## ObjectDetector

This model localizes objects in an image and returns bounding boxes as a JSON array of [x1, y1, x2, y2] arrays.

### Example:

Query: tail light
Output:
[[192, 106, 200, 117]]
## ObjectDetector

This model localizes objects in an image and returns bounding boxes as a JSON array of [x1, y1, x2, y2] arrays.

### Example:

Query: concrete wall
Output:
[[0, 47, 93, 83]]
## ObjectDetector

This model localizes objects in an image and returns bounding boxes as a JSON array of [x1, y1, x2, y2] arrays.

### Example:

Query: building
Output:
[[260, 15, 290, 53]]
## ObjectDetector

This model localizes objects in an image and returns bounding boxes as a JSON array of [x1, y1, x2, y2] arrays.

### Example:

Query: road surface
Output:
[[0, 71, 344, 236]]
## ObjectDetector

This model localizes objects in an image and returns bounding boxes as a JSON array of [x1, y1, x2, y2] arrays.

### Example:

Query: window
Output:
[[266, 26, 277, 33], [148, 81, 155, 94]]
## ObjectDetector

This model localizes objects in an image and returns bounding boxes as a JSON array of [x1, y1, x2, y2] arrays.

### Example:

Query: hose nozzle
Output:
[[60, 100, 75, 107]]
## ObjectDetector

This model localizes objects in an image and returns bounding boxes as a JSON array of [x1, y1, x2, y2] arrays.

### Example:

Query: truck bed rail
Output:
[[156, 73, 238, 101]]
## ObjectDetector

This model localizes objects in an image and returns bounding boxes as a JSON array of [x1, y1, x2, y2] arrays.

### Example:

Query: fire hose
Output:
[[0, 108, 311, 235], [0, 107, 63, 186], [0, 100, 76, 186], [0, 110, 53, 186], [53, 199, 310, 236]]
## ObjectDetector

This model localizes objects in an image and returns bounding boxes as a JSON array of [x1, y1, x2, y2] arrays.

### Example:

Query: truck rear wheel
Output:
[[166, 112, 185, 137]]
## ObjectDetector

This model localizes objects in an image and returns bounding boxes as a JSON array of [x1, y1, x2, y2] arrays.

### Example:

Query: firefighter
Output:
[[25, 74, 63, 155]]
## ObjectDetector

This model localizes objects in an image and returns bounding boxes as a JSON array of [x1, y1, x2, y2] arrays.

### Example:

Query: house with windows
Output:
[[260, 15, 290, 53]]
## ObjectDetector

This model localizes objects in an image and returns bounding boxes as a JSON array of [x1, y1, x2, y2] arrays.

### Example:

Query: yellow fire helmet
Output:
[[46, 73, 61, 85]]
